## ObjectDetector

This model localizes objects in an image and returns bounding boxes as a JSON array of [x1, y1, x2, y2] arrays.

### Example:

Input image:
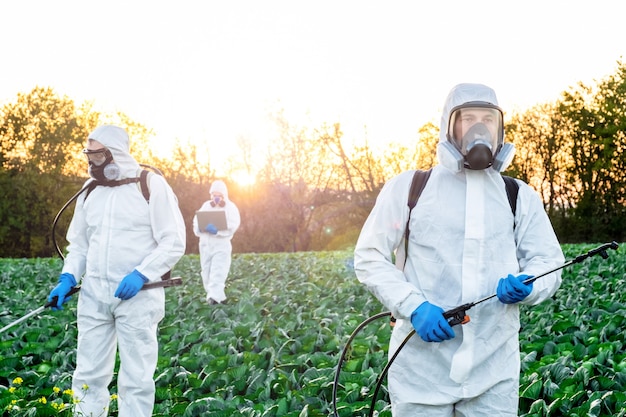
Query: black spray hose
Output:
[[333, 241, 619, 417], [332, 311, 390, 417], [51, 183, 92, 259]]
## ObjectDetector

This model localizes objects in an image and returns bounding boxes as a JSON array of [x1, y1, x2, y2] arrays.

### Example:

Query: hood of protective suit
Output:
[[87, 125, 140, 179], [210, 180, 229, 200], [436, 83, 514, 173]]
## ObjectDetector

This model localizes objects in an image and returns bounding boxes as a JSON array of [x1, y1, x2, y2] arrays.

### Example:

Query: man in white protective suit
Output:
[[47, 125, 186, 417], [354, 83, 564, 416], [193, 180, 240, 304]]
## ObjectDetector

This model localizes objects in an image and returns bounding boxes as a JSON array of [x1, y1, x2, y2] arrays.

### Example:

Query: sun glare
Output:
[[232, 170, 257, 187]]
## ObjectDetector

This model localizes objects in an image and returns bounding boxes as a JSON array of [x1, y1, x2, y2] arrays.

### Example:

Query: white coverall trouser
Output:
[[199, 237, 232, 302], [72, 285, 165, 417], [392, 377, 518, 416]]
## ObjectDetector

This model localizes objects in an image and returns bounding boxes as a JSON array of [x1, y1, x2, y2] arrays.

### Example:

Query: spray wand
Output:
[[443, 241, 619, 326], [0, 277, 182, 335]]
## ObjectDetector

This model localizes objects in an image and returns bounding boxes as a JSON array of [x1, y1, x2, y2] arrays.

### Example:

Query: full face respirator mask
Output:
[[438, 102, 515, 172], [83, 147, 120, 182]]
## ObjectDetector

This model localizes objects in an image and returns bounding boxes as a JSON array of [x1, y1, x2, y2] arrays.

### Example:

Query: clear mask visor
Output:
[[83, 148, 111, 166], [448, 105, 503, 155]]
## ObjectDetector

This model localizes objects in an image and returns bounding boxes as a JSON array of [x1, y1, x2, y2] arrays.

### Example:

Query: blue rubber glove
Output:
[[411, 301, 455, 343], [114, 269, 148, 300], [205, 223, 218, 234], [47, 273, 77, 311], [497, 274, 534, 304]]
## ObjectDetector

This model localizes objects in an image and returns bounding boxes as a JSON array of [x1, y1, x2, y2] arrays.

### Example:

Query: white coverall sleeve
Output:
[[136, 174, 186, 281], [216, 202, 240, 238], [192, 201, 213, 236], [192, 210, 201, 237], [354, 171, 427, 320], [514, 182, 565, 305]]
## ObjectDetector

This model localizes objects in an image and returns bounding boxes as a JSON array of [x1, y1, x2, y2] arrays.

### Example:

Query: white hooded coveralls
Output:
[[193, 180, 240, 303], [354, 84, 564, 416], [61, 125, 186, 417]]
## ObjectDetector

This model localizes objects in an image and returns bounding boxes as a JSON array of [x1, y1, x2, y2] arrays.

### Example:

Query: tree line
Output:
[[0, 60, 624, 258]]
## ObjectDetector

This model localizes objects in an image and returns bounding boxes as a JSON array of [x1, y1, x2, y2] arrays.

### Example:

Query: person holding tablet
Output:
[[193, 180, 241, 304]]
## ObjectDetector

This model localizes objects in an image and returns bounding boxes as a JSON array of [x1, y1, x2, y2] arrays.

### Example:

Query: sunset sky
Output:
[[1, 0, 625, 179]]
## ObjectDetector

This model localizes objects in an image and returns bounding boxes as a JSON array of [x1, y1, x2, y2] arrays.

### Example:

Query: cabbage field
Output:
[[0, 243, 624, 416]]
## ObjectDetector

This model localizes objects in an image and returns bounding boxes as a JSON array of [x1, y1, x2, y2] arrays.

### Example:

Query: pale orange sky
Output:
[[1, 0, 625, 180]]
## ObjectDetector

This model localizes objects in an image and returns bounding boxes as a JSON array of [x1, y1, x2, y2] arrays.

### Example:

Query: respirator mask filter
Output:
[[210, 195, 225, 207], [462, 123, 495, 170]]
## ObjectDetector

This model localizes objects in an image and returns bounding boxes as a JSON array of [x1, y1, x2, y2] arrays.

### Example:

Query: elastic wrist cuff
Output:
[[135, 269, 149, 283]]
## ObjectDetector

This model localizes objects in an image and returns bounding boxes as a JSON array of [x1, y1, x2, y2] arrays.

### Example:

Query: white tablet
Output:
[[195, 210, 227, 231]]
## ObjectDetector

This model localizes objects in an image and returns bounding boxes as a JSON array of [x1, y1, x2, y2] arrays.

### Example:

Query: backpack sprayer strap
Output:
[[84, 177, 141, 201], [139, 169, 150, 201], [105, 177, 141, 186]]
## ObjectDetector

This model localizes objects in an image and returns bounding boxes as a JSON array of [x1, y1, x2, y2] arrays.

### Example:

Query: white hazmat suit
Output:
[[61, 125, 186, 417], [193, 180, 240, 303], [354, 84, 564, 416]]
